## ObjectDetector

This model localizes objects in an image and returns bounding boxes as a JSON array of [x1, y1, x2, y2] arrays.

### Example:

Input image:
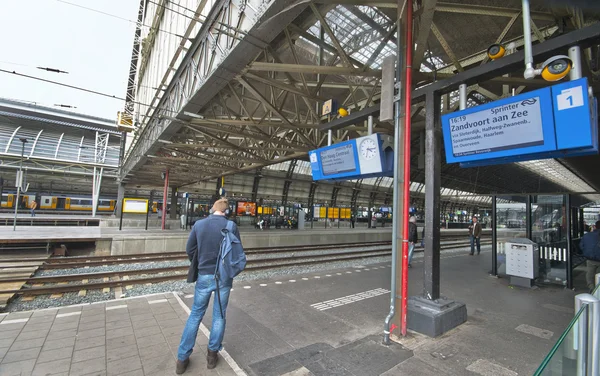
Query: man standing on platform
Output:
[[469, 216, 482, 255], [176, 198, 239, 373], [30, 200, 37, 217], [580, 220, 600, 292]]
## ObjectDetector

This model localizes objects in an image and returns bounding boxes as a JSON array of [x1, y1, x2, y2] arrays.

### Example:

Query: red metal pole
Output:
[[400, 0, 413, 336], [162, 169, 169, 231]]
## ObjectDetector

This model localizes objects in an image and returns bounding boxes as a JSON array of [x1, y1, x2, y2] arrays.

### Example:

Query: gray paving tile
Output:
[[79, 313, 105, 323], [74, 336, 106, 351], [0, 337, 17, 349], [26, 315, 56, 324], [106, 335, 136, 350], [139, 353, 174, 375], [105, 320, 132, 331], [133, 325, 162, 339], [0, 359, 36, 375], [69, 356, 106, 376], [153, 312, 179, 322], [77, 321, 105, 332], [129, 313, 154, 322], [31, 357, 71, 376], [156, 319, 184, 331], [47, 328, 77, 341], [159, 325, 183, 338], [49, 321, 79, 332], [17, 328, 50, 341], [115, 369, 143, 376], [9, 337, 46, 352], [1, 347, 41, 364], [105, 314, 129, 324], [5, 311, 33, 320], [42, 336, 76, 351], [21, 322, 53, 333], [79, 371, 106, 376], [136, 333, 167, 350], [72, 345, 105, 363], [0, 322, 27, 332], [76, 328, 105, 340], [138, 343, 168, 359], [0, 346, 8, 361], [106, 355, 142, 376], [32, 310, 57, 318], [106, 344, 138, 363], [36, 346, 74, 364], [105, 327, 134, 340]]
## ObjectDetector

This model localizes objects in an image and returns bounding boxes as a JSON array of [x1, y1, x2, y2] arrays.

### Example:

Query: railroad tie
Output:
[[123, 275, 133, 290], [102, 277, 110, 294]]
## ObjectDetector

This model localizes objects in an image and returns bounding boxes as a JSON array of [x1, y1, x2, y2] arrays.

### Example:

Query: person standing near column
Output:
[[580, 220, 600, 292], [408, 216, 418, 267], [469, 216, 481, 255]]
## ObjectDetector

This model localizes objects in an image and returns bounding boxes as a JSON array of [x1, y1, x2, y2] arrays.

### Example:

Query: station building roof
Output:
[[0, 98, 122, 191], [122, 0, 600, 204]]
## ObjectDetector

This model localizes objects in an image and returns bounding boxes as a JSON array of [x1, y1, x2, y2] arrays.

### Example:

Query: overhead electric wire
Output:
[[0, 68, 182, 115], [55, 0, 190, 40]]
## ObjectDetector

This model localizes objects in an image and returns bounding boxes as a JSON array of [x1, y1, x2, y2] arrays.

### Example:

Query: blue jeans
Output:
[[470, 235, 480, 254], [178, 274, 233, 361], [408, 242, 415, 264]]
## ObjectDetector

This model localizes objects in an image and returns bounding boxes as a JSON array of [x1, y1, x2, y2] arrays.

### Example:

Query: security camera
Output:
[[539, 55, 573, 82], [487, 44, 505, 60]]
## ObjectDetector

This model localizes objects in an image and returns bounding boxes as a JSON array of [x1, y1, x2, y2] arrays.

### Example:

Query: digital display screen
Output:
[[320, 144, 356, 176], [447, 97, 544, 157]]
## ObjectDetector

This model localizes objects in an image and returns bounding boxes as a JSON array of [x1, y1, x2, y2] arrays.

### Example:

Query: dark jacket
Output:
[[580, 229, 600, 261], [186, 214, 240, 283], [469, 222, 482, 238], [408, 222, 418, 243]]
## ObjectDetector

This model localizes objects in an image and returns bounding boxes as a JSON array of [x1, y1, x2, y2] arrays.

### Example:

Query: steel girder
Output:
[[122, 0, 309, 186]]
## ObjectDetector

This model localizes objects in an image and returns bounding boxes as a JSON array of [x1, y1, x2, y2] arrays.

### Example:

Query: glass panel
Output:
[[533, 306, 585, 375], [532, 195, 568, 286], [495, 196, 527, 276]]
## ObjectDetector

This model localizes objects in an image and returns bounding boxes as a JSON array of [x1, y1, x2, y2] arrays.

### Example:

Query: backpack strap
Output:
[[226, 220, 234, 233]]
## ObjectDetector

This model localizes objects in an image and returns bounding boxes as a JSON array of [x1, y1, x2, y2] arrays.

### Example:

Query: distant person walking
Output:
[[580, 220, 600, 292], [408, 216, 418, 268], [30, 200, 37, 217], [469, 216, 482, 255]]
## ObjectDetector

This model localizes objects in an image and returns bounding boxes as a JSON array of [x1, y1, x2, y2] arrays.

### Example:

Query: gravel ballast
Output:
[[4, 244, 490, 312]]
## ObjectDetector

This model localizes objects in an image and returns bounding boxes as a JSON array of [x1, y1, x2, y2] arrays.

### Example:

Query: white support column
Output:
[[91, 167, 104, 217], [368, 115, 373, 135]]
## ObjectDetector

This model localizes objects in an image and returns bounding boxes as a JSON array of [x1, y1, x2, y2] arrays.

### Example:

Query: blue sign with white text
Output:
[[309, 133, 394, 181], [442, 78, 598, 167]]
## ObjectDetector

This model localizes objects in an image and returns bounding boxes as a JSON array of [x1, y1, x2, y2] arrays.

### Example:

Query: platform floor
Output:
[[0, 246, 584, 375], [177, 247, 581, 376], [0, 293, 237, 376]]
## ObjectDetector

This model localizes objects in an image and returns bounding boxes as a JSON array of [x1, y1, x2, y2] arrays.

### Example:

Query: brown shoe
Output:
[[207, 349, 218, 369], [175, 358, 189, 374]]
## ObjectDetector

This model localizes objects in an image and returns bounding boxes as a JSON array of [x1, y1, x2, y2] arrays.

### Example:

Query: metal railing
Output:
[[534, 273, 600, 375]]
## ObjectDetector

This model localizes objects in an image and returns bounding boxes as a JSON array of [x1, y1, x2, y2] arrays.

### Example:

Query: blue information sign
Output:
[[442, 78, 598, 167], [309, 133, 394, 181]]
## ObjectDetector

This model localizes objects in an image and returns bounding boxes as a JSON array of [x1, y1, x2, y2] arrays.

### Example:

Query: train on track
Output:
[[1, 193, 116, 213]]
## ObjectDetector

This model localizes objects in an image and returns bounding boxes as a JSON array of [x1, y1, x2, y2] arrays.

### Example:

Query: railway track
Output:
[[0, 239, 491, 298]]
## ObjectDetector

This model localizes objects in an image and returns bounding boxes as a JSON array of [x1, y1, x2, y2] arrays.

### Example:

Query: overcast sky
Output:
[[0, 0, 139, 120]]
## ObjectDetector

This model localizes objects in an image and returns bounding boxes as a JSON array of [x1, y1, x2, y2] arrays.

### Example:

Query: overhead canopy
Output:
[[122, 0, 600, 198]]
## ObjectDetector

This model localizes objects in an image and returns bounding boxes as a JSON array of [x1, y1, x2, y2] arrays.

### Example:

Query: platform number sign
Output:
[[556, 86, 584, 111]]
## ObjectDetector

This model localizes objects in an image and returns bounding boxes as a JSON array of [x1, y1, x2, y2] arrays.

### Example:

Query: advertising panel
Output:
[[236, 201, 257, 216]]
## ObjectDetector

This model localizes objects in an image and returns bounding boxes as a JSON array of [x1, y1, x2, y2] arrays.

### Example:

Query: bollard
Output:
[[574, 294, 600, 376]]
